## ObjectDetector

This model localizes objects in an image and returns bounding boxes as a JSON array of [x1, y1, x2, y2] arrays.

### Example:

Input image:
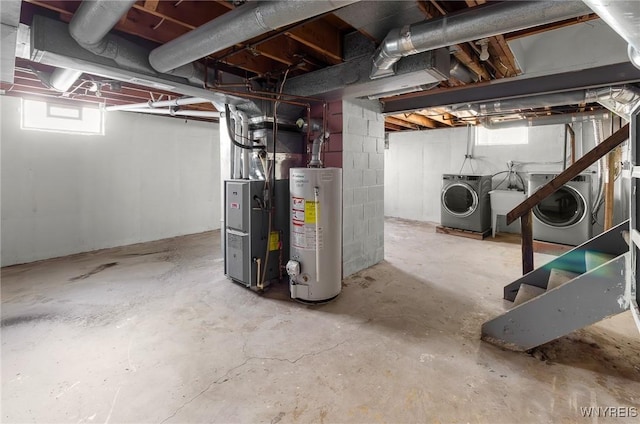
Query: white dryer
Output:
[[528, 173, 592, 246]]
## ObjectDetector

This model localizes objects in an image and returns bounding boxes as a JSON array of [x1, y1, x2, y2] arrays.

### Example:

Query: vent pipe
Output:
[[483, 110, 610, 129], [49, 0, 136, 92], [149, 0, 359, 73], [371, 1, 591, 79], [582, 0, 640, 70]]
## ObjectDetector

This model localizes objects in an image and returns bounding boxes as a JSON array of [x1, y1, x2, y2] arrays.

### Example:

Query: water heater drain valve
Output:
[[286, 260, 300, 277]]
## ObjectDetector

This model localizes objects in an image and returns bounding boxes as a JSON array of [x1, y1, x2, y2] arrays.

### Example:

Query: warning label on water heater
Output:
[[305, 200, 318, 224], [291, 196, 322, 250]]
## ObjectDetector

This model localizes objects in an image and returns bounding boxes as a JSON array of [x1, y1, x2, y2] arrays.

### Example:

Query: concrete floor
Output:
[[2, 218, 639, 423]]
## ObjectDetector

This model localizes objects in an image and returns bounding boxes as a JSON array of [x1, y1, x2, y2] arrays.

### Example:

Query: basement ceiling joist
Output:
[[5, 0, 624, 130]]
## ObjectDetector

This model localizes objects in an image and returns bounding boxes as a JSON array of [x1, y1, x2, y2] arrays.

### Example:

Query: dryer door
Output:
[[533, 185, 587, 228], [442, 183, 479, 218]]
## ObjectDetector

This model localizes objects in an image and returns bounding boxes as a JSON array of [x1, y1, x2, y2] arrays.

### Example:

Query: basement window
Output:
[[21, 99, 104, 135], [476, 126, 529, 146]]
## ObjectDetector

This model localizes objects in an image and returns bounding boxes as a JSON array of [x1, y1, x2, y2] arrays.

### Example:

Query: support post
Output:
[[521, 210, 534, 274]]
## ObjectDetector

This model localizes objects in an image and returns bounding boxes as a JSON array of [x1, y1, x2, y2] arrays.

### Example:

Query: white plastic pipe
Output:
[[105, 97, 210, 111], [120, 108, 220, 118], [238, 110, 250, 180]]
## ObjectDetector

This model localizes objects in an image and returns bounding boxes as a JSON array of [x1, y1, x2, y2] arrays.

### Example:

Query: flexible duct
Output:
[[371, 1, 591, 78], [149, 0, 359, 73], [49, 0, 136, 92], [582, 0, 640, 70], [482, 110, 610, 129]]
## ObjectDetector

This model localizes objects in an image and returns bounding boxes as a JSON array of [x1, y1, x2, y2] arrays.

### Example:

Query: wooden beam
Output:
[[393, 112, 438, 129], [285, 21, 342, 64], [421, 108, 455, 127], [384, 122, 405, 132], [385, 116, 421, 130], [220, 50, 284, 76], [521, 210, 534, 274], [507, 124, 630, 224], [505, 14, 599, 41], [143, 0, 160, 12], [249, 37, 315, 71], [453, 45, 491, 81]]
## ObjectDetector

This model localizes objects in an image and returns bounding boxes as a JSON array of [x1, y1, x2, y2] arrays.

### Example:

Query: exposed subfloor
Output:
[[2, 218, 639, 423]]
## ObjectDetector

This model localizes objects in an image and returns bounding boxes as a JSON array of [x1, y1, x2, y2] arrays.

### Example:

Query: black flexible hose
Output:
[[225, 104, 265, 150]]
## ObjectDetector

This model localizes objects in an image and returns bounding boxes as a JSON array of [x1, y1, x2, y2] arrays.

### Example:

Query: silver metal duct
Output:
[[70, 0, 137, 52], [450, 90, 595, 116], [582, 0, 640, 70], [105, 97, 210, 112], [483, 110, 610, 129], [449, 86, 640, 120], [30, 15, 259, 114], [371, 1, 592, 79], [49, 0, 136, 92], [49, 69, 83, 92], [589, 85, 640, 120], [149, 0, 359, 73]]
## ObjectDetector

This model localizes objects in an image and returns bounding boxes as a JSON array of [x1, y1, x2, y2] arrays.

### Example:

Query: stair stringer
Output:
[[482, 253, 630, 352], [503, 220, 629, 302]]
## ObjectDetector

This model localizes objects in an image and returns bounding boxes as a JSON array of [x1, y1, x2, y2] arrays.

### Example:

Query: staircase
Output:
[[481, 220, 632, 352]]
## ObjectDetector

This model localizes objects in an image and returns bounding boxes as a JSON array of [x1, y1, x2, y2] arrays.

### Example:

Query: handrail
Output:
[[507, 124, 629, 224], [506, 123, 629, 274]]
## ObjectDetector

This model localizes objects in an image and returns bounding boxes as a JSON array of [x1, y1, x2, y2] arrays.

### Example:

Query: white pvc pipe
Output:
[[121, 108, 220, 118], [239, 110, 250, 180], [105, 97, 210, 111]]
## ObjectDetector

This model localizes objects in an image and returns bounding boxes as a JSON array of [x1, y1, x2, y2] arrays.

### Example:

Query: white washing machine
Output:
[[528, 173, 592, 246], [441, 174, 492, 232]]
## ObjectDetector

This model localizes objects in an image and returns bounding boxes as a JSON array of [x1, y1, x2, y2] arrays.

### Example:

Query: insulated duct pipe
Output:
[[582, 0, 640, 70], [149, 0, 359, 73], [49, 0, 136, 92], [483, 110, 610, 129], [449, 86, 640, 119], [371, 1, 591, 79], [105, 97, 210, 112], [121, 108, 221, 118]]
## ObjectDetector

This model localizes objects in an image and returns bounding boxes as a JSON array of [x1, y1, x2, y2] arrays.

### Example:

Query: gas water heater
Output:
[[287, 167, 342, 302]]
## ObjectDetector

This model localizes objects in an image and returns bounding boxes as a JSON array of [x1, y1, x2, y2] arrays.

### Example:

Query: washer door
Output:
[[533, 185, 587, 228], [442, 182, 478, 218]]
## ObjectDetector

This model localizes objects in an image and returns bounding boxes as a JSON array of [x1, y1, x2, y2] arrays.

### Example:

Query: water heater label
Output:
[[305, 201, 318, 224], [292, 197, 305, 210], [292, 210, 305, 222]]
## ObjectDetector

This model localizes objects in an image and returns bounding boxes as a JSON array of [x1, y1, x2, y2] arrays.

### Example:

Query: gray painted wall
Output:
[[1, 95, 220, 266]]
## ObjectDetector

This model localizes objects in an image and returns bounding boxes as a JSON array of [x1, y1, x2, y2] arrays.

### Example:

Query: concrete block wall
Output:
[[342, 99, 384, 277]]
